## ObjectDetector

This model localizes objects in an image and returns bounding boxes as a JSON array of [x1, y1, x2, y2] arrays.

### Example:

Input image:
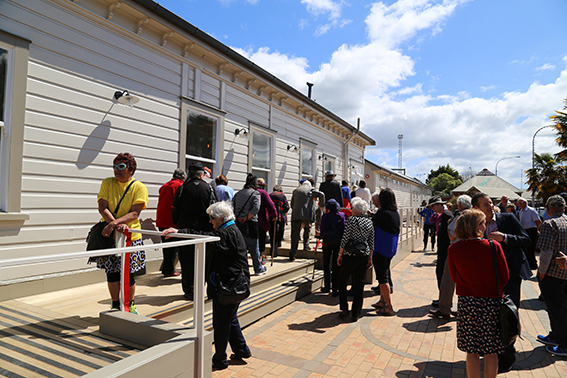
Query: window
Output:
[[320, 154, 335, 174], [251, 129, 273, 186], [0, 31, 29, 219], [180, 102, 224, 177], [300, 140, 317, 180]]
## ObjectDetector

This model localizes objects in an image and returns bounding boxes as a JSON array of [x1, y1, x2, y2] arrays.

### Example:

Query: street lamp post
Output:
[[532, 125, 555, 205], [495, 156, 521, 176]]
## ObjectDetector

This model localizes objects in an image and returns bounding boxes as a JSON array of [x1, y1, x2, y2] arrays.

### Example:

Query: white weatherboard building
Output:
[[0, 0, 375, 283], [364, 159, 433, 208]]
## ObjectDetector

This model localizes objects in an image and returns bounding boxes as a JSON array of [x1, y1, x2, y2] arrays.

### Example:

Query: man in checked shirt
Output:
[[535, 195, 567, 357]]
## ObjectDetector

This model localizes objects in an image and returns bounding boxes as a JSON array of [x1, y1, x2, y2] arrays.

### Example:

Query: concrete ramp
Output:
[[0, 300, 141, 377]]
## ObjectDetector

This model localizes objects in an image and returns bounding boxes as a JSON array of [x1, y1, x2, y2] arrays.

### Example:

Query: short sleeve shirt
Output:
[[536, 213, 567, 280], [98, 177, 148, 241], [518, 206, 540, 229]]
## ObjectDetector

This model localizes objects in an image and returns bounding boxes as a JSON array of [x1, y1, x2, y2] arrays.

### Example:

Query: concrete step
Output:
[[150, 259, 323, 327]]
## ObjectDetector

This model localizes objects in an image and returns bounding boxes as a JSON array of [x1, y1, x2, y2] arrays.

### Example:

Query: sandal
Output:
[[371, 301, 386, 309], [377, 304, 394, 316]]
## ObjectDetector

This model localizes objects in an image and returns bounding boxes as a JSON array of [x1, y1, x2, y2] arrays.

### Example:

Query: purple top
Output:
[[257, 188, 277, 232]]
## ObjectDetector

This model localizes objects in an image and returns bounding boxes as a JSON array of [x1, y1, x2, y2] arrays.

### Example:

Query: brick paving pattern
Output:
[[213, 245, 567, 377]]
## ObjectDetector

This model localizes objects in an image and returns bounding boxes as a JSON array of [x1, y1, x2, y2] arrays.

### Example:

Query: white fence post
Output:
[[194, 241, 206, 378]]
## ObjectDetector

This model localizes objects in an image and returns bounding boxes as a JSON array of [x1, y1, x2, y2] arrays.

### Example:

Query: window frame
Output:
[[249, 123, 275, 189], [0, 30, 29, 222], [300, 139, 317, 180], [321, 154, 335, 175], [179, 99, 225, 177]]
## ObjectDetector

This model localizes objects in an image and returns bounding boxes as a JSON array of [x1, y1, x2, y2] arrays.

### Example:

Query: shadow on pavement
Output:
[[402, 318, 454, 334], [396, 359, 466, 378]]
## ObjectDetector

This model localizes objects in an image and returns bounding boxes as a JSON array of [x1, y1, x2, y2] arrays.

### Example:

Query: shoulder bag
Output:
[[489, 239, 521, 347], [215, 269, 251, 305], [86, 180, 137, 251], [235, 191, 258, 239]]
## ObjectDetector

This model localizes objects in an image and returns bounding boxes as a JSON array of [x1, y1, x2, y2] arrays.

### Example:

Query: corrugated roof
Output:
[[464, 187, 521, 200], [452, 169, 521, 195]]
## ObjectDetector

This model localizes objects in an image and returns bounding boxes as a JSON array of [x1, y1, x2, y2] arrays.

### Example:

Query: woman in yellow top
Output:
[[88, 153, 148, 313]]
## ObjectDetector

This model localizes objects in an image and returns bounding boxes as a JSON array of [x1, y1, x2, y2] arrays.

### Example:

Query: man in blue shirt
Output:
[[517, 197, 542, 270]]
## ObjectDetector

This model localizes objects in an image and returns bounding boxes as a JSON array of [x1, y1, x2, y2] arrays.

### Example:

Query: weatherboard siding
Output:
[[0, 0, 182, 278], [0, 0, 369, 282]]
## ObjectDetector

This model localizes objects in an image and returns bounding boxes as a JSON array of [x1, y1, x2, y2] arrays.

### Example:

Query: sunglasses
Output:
[[113, 163, 129, 171], [209, 215, 216, 221]]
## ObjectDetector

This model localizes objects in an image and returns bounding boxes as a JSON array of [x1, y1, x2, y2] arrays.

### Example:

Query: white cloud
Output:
[[302, 0, 344, 20], [301, 0, 350, 35], [366, 0, 470, 48], [481, 85, 496, 92], [536, 63, 556, 71], [231, 1, 566, 188]]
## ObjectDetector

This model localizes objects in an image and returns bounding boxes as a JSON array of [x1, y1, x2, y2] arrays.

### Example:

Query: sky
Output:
[[157, 0, 567, 189]]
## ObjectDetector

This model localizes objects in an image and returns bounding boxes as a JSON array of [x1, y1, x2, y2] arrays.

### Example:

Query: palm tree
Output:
[[551, 99, 567, 159], [525, 153, 567, 202]]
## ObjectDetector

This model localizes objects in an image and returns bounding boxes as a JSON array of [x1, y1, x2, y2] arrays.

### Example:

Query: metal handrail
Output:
[[0, 227, 219, 378]]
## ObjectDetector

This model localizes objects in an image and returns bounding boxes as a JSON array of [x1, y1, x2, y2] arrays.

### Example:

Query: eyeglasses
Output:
[[209, 215, 216, 221], [113, 163, 129, 171]]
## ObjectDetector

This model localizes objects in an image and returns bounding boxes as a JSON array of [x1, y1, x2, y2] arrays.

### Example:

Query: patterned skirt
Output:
[[88, 238, 145, 274], [457, 295, 504, 356]]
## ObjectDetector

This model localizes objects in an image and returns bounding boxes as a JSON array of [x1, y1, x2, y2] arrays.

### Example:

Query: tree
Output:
[[525, 153, 567, 202], [551, 99, 567, 159], [427, 173, 463, 195], [426, 165, 463, 195]]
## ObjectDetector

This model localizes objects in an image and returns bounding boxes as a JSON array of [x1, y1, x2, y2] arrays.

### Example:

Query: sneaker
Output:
[[255, 267, 267, 276], [129, 303, 138, 315], [110, 305, 120, 311], [546, 345, 567, 357], [537, 334, 559, 347]]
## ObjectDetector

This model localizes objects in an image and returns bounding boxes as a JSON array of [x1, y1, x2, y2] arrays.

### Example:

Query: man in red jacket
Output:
[[156, 169, 186, 277]]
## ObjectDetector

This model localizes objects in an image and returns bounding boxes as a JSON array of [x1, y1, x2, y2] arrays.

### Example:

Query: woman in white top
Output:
[[355, 180, 372, 205]]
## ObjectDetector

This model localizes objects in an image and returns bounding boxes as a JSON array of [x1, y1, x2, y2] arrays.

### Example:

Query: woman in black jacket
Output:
[[162, 201, 251, 370]]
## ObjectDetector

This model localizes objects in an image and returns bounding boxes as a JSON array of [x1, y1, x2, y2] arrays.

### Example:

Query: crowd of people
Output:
[[89, 154, 567, 373], [419, 191, 567, 376]]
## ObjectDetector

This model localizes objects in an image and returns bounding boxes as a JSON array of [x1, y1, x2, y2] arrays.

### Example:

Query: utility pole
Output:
[[398, 134, 403, 169]]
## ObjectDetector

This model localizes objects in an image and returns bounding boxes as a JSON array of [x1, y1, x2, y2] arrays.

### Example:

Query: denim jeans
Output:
[[244, 235, 262, 273]]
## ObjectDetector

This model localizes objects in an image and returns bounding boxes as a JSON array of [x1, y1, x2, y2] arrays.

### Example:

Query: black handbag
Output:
[[235, 191, 257, 238], [216, 270, 251, 305], [344, 239, 367, 257], [489, 239, 521, 347], [86, 180, 136, 251]]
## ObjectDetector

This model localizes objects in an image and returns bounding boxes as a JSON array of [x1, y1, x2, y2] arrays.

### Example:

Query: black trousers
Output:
[[212, 298, 250, 368], [338, 255, 368, 319], [258, 227, 268, 254], [178, 244, 194, 297], [501, 270, 523, 359], [423, 224, 436, 249], [436, 248, 448, 291], [159, 227, 178, 276], [322, 241, 340, 292], [269, 220, 285, 256], [539, 275, 567, 348], [524, 227, 538, 268]]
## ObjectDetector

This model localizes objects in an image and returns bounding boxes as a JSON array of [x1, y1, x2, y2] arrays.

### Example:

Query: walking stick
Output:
[[271, 218, 277, 267]]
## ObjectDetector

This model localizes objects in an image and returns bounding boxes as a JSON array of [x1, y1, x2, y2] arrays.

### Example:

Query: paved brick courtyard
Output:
[[212, 245, 567, 377]]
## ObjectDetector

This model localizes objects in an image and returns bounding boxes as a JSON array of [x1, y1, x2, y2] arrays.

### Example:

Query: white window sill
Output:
[[0, 212, 30, 223]]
